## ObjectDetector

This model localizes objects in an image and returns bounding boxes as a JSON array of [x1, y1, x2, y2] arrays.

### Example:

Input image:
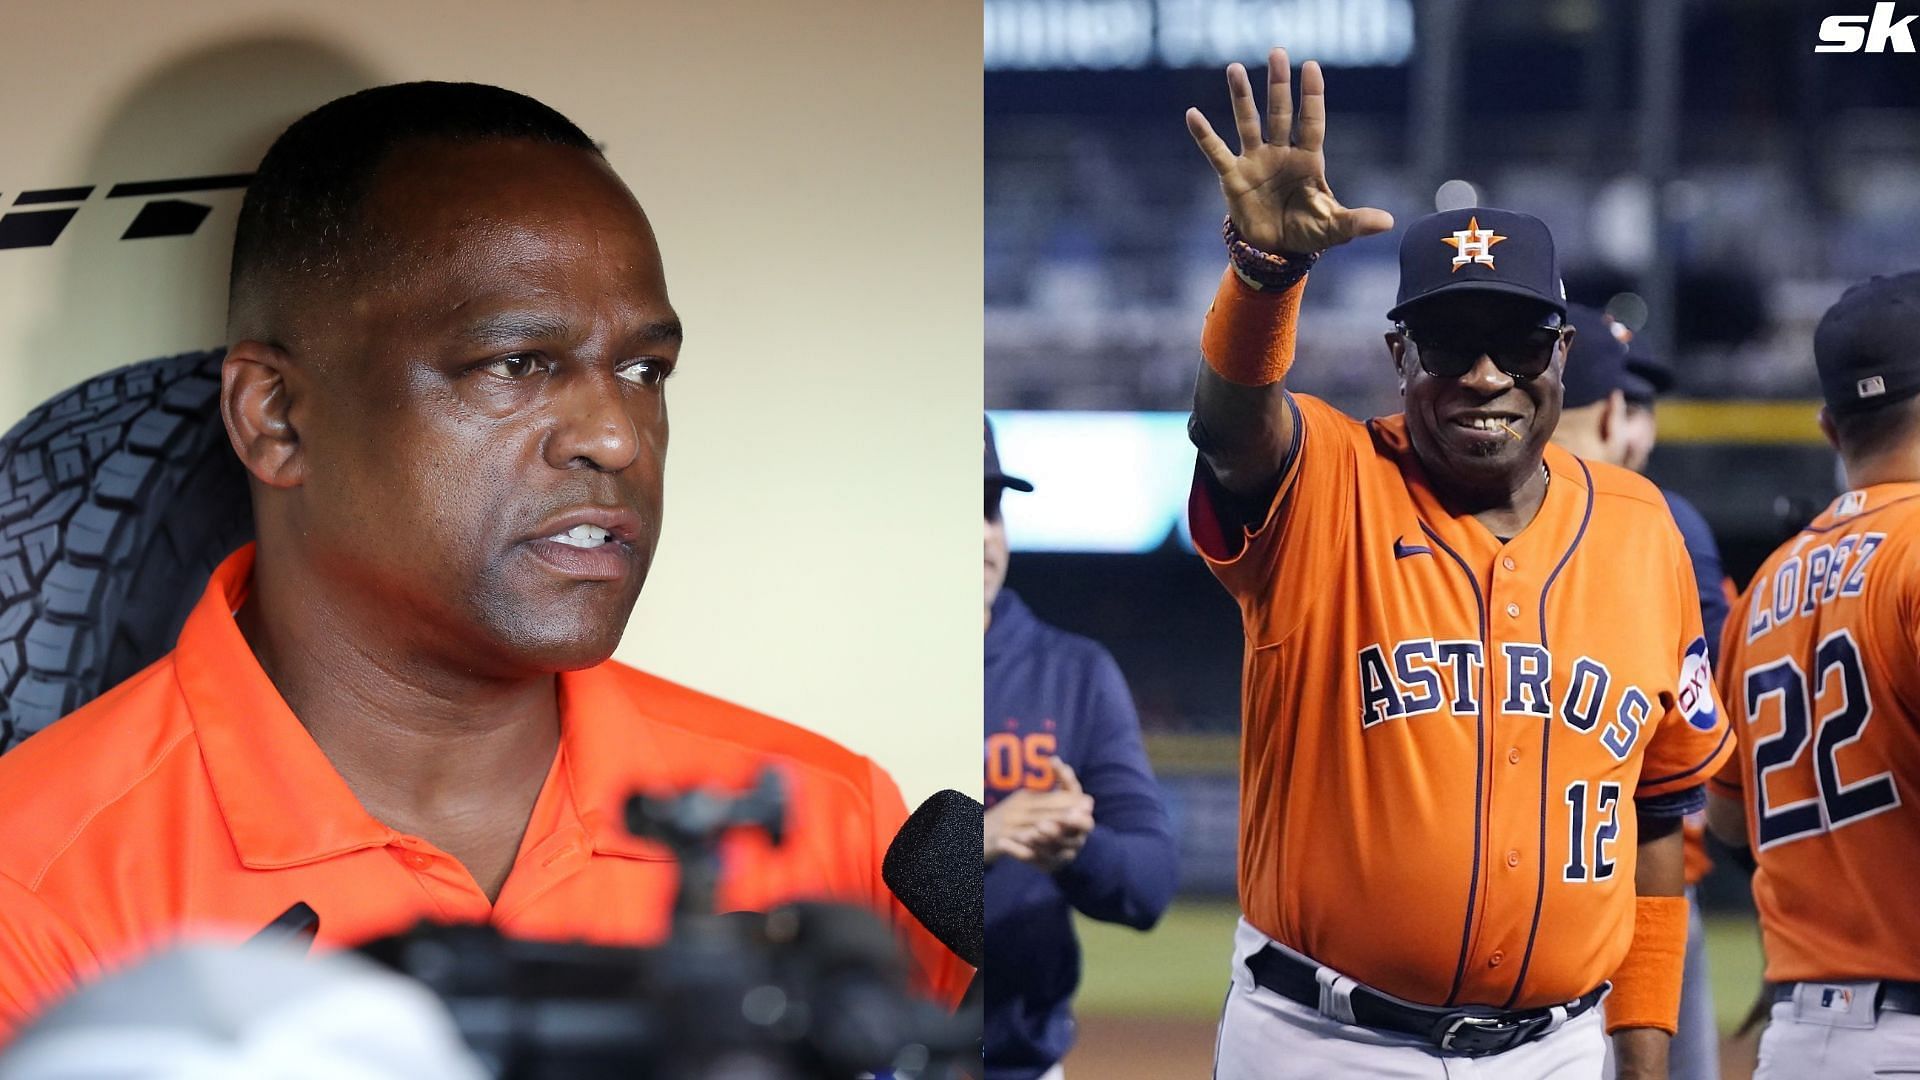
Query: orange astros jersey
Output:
[[1712, 483, 1920, 984], [1189, 393, 1734, 1010]]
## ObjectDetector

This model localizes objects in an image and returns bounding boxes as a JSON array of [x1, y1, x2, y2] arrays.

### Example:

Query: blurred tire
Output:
[[0, 349, 253, 750]]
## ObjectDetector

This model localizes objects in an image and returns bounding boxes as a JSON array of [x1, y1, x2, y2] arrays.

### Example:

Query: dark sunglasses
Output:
[[1396, 321, 1569, 381]]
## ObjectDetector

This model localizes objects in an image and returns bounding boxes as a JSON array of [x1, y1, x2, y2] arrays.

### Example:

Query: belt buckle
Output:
[[1437, 1013, 1532, 1056]]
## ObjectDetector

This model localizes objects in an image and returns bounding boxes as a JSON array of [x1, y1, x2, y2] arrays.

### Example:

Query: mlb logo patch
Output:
[[1794, 981, 1877, 1028], [1838, 491, 1867, 517], [1858, 375, 1887, 399]]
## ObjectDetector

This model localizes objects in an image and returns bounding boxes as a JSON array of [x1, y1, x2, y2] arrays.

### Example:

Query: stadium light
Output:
[[988, 411, 1198, 553], [984, 0, 1416, 71]]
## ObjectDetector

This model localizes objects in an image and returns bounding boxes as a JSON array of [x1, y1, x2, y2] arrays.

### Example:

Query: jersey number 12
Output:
[[1564, 780, 1621, 882]]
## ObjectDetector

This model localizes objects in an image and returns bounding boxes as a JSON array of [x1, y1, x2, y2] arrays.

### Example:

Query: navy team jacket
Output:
[[1662, 489, 1728, 661], [984, 588, 1177, 1080]]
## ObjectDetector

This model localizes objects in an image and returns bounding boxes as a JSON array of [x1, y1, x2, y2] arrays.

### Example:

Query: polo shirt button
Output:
[[1502, 556, 1517, 571], [1505, 602, 1521, 618], [406, 852, 431, 870], [1489, 950, 1505, 967], [1505, 849, 1521, 868], [1508, 747, 1521, 764]]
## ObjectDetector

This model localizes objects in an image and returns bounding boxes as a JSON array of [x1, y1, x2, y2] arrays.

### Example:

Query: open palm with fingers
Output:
[[1185, 47, 1394, 255]]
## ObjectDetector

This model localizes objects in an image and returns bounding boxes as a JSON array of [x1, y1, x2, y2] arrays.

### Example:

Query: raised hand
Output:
[[1185, 48, 1393, 256]]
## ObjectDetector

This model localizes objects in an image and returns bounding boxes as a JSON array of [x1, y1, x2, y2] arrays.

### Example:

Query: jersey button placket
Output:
[[391, 838, 434, 872], [390, 838, 488, 922]]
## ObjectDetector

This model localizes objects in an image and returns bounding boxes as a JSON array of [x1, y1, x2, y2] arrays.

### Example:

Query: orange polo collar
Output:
[[179, 544, 669, 870]]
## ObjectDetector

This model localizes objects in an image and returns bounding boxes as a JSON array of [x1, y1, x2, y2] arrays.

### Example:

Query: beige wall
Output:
[[0, 1, 982, 806]]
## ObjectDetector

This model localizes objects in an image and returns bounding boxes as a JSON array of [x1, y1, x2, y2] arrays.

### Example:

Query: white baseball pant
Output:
[[1755, 982, 1920, 1080], [1214, 918, 1607, 1079]]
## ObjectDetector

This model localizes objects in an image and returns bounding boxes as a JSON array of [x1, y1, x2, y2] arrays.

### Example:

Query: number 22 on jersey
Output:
[[1742, 628, 1900, 849]]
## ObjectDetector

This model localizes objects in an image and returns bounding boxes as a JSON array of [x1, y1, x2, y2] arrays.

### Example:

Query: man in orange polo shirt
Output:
[[0, 82, 970, 1037]]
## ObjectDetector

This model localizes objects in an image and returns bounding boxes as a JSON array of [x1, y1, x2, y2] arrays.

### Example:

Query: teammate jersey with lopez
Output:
[[1714, 483, 1920, 987], [1192, 392, 1735, 1011]]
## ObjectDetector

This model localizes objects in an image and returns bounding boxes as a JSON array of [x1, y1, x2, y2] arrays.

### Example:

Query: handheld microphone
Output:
[[881, 789, 984, 969], [249, 901, 320, 951]]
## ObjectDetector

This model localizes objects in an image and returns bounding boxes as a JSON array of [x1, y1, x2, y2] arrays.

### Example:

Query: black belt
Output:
[[1245, 944, 1607, 1058], [1772, 981, 1920, 1015]]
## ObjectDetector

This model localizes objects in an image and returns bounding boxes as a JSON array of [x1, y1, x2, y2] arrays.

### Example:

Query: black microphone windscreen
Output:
[[881, 789, 984, 969]]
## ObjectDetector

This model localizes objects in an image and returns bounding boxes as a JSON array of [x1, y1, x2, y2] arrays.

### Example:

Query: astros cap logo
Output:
[[1442, 216, 1506, 272]]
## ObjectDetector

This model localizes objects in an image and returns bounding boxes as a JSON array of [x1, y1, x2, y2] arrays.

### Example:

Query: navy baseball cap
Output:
[[1815, 271, 1920, 416], [1620, 368, 1659, 406], [1560, 304, 1630, 409], [985, 415, 1032, 492], [1623, 343, 1671, 404], [1388, 207, 1567, 322]]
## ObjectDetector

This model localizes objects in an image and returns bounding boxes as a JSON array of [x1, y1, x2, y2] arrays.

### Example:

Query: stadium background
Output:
[[985, 1, 1920, 1075], [0, 0, 983, 807]]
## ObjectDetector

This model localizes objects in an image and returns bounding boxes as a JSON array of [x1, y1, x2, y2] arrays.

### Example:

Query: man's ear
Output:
[[1386, 332, 1408, 395], [1598, 390, 1636, 467], [221, 341, 306, 488], [1598, 389, 1626, 443]]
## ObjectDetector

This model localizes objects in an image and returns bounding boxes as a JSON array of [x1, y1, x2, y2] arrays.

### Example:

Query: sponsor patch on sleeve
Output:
[[1677, 636, 1718, 731]]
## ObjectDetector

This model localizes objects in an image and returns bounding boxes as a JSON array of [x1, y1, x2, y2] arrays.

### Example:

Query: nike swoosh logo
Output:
[[1393, 538, 1432, 560]]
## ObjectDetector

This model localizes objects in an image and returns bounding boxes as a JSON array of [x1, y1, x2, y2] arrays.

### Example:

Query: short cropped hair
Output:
[[228, 81, 600, 332], [1832, 392, 1920, 461]]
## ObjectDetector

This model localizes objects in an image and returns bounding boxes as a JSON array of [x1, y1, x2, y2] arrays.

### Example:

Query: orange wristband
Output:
[[1200, 266, 1305, 387], [1604, 895, 1689, 1035]]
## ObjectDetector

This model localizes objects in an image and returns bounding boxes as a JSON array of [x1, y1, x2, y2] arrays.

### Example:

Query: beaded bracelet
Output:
[[1222, 216, 1319, 292]]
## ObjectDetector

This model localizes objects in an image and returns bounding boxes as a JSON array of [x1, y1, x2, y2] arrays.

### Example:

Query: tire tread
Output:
[[0, 350, 254, 750]]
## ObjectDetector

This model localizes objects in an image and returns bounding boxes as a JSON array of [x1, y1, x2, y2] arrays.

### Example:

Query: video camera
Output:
[[354, 769, 978, 1080]]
